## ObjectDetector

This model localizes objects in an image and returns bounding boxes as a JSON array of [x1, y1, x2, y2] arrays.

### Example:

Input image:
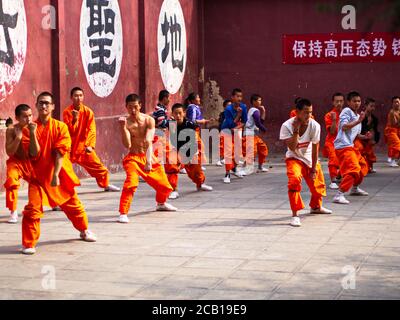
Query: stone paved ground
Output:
[[0, 155, 399, 300]]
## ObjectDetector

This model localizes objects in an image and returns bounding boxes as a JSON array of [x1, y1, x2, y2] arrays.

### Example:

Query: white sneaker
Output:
[[310, 206, 333, 214], [169, 191, 179, 199], [329, 182, 339, 190], [21, 247, 36, 255], [239, 160, 245, 165], [197, 184, 213, 191], [369, 168, 377, 174], [257, 166, 269, 173], [388, 157, 392, 163], [216, 160, 223, 167], [232, 170, 244, 178], [333, 192, 350, 204], [243, 165, 255, 176], [118, 214, 130, 224], [350, 186, 369, 196], [179, 168, 187, 174], [389, 159, 399, 167], [8, 211, 18, 224], [290, 217, 301, 227], [156, 203, 177, 211], [201, 166, 207, 171], [105, 184, 120, 192], [80, 230, 97, 242], [223, 175, 231, 184]]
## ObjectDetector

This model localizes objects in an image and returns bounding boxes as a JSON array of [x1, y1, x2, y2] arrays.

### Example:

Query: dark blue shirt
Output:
[[221, 103, 248, 130]]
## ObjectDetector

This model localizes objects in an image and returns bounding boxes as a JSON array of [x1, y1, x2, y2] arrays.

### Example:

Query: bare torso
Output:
[[126, 114, 154, 154]]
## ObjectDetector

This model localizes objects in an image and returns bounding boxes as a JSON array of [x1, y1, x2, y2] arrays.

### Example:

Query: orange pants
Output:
[[22, 183, 88, 248], [335, 147, 368, 192], [286, 159, 326, 212], [165, 163, 205, 190], [219, 135, 224, 159], [354, 139, 377, 170], [242, 135, 268, 166], [73, 151, 109, 188], [195, 128, 208, 165], [119, 153, 173, 214], [4, 159, 33, 212], [322, 142, 340, 180], [384, 127, 400, 159], [222, 130, 242, 172]]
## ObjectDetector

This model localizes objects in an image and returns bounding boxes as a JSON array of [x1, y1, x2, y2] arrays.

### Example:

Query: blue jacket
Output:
[[221, 103, 248, 130]]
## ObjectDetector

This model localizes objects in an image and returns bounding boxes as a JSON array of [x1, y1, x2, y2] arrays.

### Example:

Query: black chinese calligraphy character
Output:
[[86, 0, 115, 37], [0, 0, 18, 67], [160, 13, 184, 72], [88, 38, 116, 77]]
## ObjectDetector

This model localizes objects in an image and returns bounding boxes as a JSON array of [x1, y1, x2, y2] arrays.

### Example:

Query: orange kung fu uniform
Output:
[[22, 118, 89, 249], [4, 127, 37, 212], [63, 104, 109, 188], [119, 153, 173, 214], [354, 138, 376, 171], [384, 113, 400, 159], [322, 108, 340, 180]]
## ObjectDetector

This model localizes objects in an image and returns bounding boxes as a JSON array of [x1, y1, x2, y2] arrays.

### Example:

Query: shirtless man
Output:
[[117, 94, 177, 224]]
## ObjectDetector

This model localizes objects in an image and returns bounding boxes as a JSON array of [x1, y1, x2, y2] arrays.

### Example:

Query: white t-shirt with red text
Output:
[[279, 118, 321, 168]]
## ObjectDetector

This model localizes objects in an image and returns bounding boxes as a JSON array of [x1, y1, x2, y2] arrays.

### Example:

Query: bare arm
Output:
[[28, 123, 40, 157], [144, 117, 156, 171], [118, 117, 131, 149], [5, 127, 22, 157], [329, 113, 337, 135], [51, 150, 63, 186], [310, 143, 319, 180]]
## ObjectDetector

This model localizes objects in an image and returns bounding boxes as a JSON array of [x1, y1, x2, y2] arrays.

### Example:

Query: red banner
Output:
[[282, 32, 400, 64]]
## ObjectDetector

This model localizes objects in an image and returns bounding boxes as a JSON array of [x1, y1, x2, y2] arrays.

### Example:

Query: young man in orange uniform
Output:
[[22, 92, 97, 255], [322, 93, 345, 190], [117, 94, 177, 224], [384, 96, 400, 167], [63, 87, 120, 192], [280, 98, 332, 227], [333, 91, 369, 205]]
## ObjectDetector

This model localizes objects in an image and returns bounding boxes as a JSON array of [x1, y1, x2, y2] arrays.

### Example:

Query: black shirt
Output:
[[169, 118, 198, 160], [361, 113, 380, 143]]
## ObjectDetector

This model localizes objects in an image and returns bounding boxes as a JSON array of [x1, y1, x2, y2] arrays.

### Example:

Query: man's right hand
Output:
[[118, 117, 127, 128], [72, 110, 79, 120], [330, 111, 336, 119], [28, 122, 37, 133], [292, 117, 301, 132]]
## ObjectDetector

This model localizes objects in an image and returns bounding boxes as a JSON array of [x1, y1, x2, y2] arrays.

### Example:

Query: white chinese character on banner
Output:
[[324, 40, 338, 57], [308, 40, 322, 58], [356, 39, 370, 57], [392, 38, 400, 56], [372, 38, 387, 56], [340, 40, 354, 57], [293, 41, 307, 58]]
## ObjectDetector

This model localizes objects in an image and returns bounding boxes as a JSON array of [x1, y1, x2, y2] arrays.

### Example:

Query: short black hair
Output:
[[392, 96, 400, 102], [232, 88, 242, 96], [172, 103, 184, 112], [125, 93, 141, 105], [332, 92, 345, 101], [365, 97, 376, 105], [347, 91, 361, 102], [37, 91, 54, 104], [250, 94, 262, 104], [296, 98, 312, 111], [70, 87, 84, 97], [158, 90, 170, 102], [15, 104, 31, 117], [223, 99, 231, 108], [187, 92, 199, 104], [294, 97, 302, 104]]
